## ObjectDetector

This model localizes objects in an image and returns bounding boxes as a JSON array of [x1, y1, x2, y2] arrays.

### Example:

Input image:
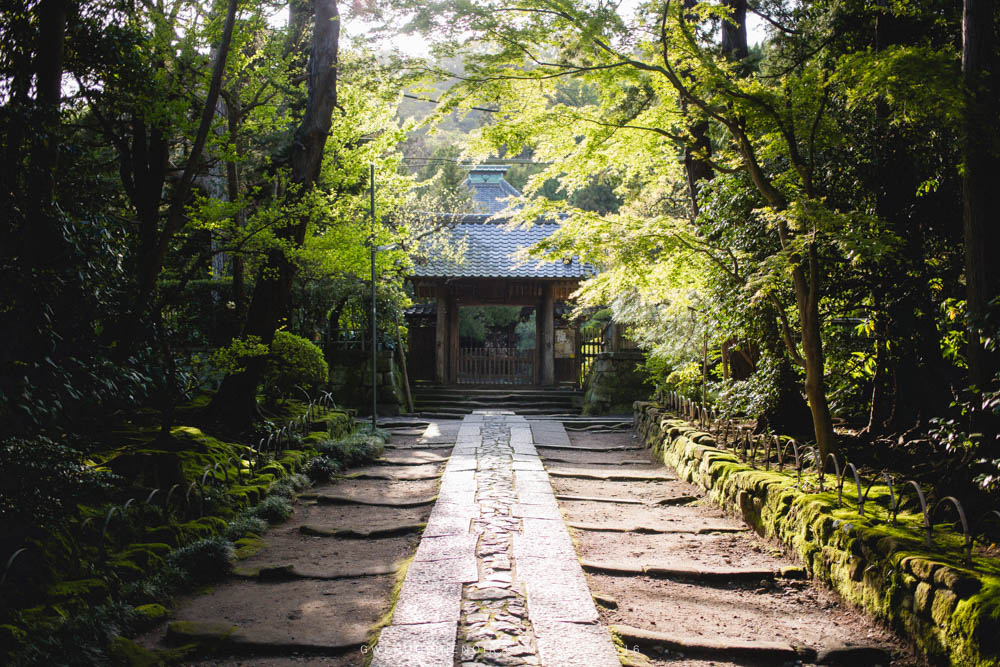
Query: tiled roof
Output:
[[412, 165, 590, 280], [464, 165, 522, 215], [411, 216, 589, 279]]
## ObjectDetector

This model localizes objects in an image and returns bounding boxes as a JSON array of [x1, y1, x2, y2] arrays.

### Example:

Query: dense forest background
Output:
[[1, 0, 1000, 660]]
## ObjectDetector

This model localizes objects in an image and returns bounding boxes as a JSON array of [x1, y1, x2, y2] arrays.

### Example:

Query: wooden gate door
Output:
[[457, 347, 534, 385]]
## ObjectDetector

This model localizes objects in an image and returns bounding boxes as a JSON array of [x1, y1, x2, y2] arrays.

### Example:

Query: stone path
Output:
[[137, 422, 462, 666], [538, 427, 917, 667], [373, 411, 618, 667]]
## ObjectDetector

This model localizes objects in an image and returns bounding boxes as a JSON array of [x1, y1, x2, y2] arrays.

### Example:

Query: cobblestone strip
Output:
[[375, 412, 618, 667], [457, 413, 540, 666]]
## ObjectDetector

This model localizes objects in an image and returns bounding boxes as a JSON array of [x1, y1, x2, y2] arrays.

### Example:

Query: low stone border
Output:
[[634, 401, 1000, 666]]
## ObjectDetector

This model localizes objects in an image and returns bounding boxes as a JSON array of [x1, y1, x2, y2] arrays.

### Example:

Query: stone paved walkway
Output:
[[373, 411, 618, 667]]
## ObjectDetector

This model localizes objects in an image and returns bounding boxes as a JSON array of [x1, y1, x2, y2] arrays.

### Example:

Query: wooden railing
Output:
[[458, 347, 534, 385]]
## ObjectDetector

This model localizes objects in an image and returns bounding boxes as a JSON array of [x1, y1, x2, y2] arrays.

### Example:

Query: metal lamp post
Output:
[[368, 162, 396, 433]]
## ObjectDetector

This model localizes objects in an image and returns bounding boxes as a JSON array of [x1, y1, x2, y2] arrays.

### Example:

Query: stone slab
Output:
[[513, 535, 576, 562], [518, 556, 597, 623], [512, 460, 545, 472], [533, 620, 620, 667], [435, 488, 476, 505], [423, 512, 472, 536], [406, 556, 478, 584], [517, 491, 559, 507], [547, 469, 677, 482], [414, 533, 478, 562], [372, 621, 457, 666], [611, 624, 800, 661], [391, 580, 463, 624]]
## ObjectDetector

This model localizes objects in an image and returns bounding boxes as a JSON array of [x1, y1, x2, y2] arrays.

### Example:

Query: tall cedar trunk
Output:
[[865, 8, 952, 436], [210, 0, 340, 429], [15, 0, 70, 368], [962, 0, 1000, 444], [26, 0, 66, 221], [867, 132, 952, 434]]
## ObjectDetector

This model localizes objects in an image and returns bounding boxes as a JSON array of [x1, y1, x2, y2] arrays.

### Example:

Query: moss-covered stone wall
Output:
[[634, 401, 1000, 666]]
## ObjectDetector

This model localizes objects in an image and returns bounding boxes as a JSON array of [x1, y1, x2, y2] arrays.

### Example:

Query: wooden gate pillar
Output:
[[540, 283, 555, 385], [448, 295, 460, 384], [435, 288, 448, 384]]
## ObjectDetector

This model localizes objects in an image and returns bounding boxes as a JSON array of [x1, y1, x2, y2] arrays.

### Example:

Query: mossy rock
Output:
[[174, 517, 228, 543], [109, 558, 146, 581], [257, 462, 286, 478], [226, 483, 267, 507], [302, 431, 329, 448], [136, 603, 169, 622], [107, 451, 186, 490], [233, 536, 266, 560], [110, 635, 194, 667], [120, 543, 172, 569], [46, 577, 109, 602], [278, 450, 310, 472]]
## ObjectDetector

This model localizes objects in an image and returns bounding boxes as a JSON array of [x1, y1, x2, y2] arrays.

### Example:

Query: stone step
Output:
[[536, 443, 644, 452], [580, 560, 806, 582], [567, 522, 747, 535], [555, 495, 646, 505], [547, 469, 677, 482], [612, 625, 892, 666], [298, 492, 438, 508], [299, 522, 425, 539], [233, 563, 399, 581], [611, 624, 807, 663], [166, 619, 368, 655]]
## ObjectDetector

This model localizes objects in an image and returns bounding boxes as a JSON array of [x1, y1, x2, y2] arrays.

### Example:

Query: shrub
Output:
[[249, 495, 293, 524], [165, 537, 233, 585], [306, 456, 340, 483], [262, 331, 328, 401], [16, 602, 141, 667], [269, 473, 310, 499], [317, 431, 384, 468], [224, 512, 267, 541]]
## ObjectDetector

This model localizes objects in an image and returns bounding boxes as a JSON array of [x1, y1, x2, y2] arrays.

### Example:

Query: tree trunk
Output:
[[679, 0, 713, 217], [962, 0, 1000, 406], [211, 0, 341, 430], [118, 0, 239, 348]]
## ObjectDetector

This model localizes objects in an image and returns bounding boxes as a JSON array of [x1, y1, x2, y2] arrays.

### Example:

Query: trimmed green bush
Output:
[[262, 331, 328, 401], [224, 512, 267, 541], [249, 495, 293, 524], [316, 431, 385, 468], [165, 537, 233, 585]]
